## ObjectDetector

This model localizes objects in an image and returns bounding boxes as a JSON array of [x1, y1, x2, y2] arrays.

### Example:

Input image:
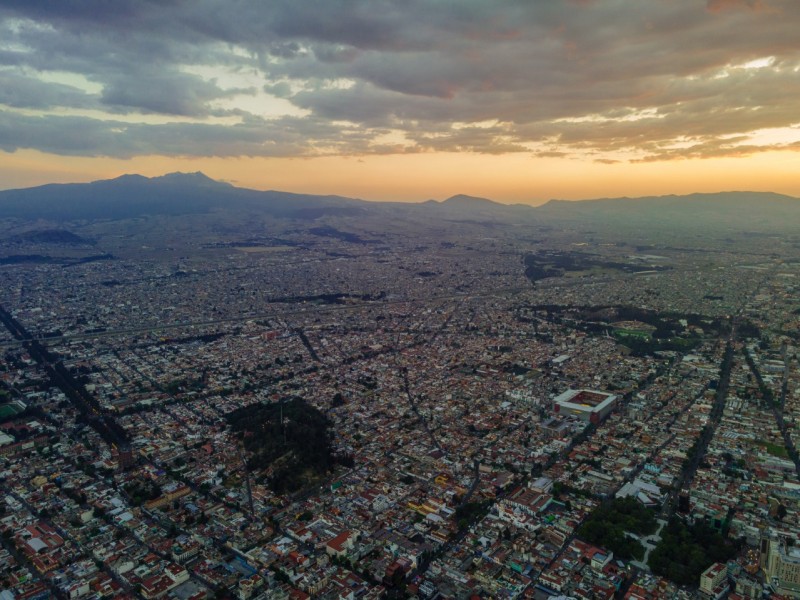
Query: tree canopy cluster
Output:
[[577, 497, 657, 560], [226, 398, 335, 494], [123, 480, 162, 507], [615, 332, 701, 357], [454, 501, 492, 530], [648, 517, 738, 586]]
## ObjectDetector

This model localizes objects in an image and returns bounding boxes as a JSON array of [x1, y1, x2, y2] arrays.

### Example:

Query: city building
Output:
[[553, 389, 617, 424], [699, 562, 728, 599], [760, 531, 800, 596]]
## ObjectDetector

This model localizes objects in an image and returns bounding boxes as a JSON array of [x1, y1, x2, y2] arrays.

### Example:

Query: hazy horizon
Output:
[[3, 169, 800, 208]]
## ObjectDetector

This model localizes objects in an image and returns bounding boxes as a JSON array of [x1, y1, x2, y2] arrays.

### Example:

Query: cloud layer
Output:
[[1, 0, 799, 162]]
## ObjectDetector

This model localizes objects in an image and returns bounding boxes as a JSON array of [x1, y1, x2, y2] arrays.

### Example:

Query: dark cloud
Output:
[[1, 1, 799, 160], [0, 71, 96, 110], [100, 70, 253, 116], [0, 109, 392, 158]]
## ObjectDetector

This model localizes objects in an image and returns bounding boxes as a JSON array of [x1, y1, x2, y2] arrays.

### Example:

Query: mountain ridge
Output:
[[3, 172, 798, 207], [441, 194, 502, 207], [540, 190, 798, 207], [0, 172, 798, 233]]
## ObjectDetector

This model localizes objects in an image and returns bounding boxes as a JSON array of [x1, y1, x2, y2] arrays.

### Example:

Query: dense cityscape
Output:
[[1, 189, 799, 600], [4, 1, 800, 598]]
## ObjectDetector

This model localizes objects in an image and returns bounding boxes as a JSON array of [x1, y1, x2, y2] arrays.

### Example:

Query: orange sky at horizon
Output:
[[4, 2, 800, 205], [2, 148, 799, 205]]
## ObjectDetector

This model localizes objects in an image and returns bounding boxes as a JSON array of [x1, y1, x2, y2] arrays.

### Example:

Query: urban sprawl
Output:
[[1, 223, 799, 600]]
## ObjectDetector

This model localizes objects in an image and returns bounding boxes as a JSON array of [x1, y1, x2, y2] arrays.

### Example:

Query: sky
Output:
[[1, 0, 799, 204]]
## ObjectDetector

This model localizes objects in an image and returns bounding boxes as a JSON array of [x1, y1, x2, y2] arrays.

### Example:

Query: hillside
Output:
[[0, 173, 798, 235]]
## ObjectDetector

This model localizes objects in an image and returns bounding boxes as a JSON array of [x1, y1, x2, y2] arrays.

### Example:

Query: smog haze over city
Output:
[[1, 2, 800, 600]]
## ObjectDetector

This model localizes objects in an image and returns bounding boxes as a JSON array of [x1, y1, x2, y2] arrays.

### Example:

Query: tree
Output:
[[777, 503, 788, 521], [227, 398, 335, 494], [648, 517, 738, 586], [577, 497, 656, 560]]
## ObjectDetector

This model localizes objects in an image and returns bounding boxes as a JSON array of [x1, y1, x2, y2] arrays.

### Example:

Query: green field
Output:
[[0, 403, 23, 419], [755, 439, 789, 459], [614, 328, 651, 340]]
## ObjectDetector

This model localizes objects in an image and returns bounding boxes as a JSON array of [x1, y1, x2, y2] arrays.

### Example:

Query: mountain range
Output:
[[0, 172, 798, 235]]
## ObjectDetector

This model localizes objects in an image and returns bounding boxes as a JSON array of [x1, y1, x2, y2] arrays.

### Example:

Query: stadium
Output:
[[553, 389, 617, 424]]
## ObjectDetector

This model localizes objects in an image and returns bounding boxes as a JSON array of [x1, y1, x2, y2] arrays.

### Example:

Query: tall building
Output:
[[699, 562, 728, 599], [111, 443, 135, 471], [760, 530, 800, 596]]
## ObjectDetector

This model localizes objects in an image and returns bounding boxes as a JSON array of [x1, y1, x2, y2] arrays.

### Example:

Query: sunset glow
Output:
[[2, 1, 800, 202]]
